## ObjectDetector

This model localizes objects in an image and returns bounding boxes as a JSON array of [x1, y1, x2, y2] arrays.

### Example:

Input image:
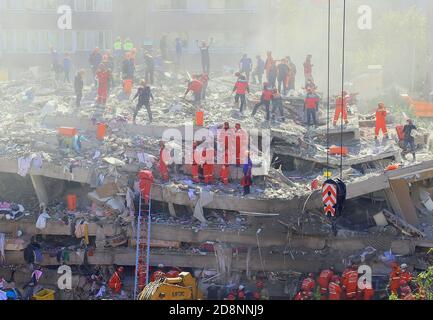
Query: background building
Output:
[[0, 0, 113, 68]]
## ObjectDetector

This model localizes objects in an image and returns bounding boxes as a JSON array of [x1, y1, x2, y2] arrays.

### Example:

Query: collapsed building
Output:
[[1, 65, 433, 300]]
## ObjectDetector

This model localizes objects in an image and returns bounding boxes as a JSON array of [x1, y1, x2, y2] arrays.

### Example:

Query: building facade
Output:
[[0, 0, 113, 68]]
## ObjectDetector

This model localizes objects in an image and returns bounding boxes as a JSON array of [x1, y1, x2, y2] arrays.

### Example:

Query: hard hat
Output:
[[158, 264, 164, 269], [401, 263, 408, 270], [253, 292, 261, 300], [227, 293, 235, 300], [238, 285, 245, 291], [308, 273, 314, 278]]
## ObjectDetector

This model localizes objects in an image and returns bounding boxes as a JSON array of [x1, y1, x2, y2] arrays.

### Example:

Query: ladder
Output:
[[133, 189, 152, 300]]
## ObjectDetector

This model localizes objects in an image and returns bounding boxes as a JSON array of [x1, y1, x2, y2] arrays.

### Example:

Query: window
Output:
[[156, 0, 187, 10], [224, 0, 244, 10], [16, 30, 28, 52], [208, 0, 224, 9]]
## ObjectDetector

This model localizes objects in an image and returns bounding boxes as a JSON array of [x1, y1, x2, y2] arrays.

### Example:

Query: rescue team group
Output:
[[295, 262, 420, 301]]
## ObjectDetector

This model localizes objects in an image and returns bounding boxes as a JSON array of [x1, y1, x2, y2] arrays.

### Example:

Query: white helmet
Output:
[[239, 285, 245, 291], [158, 264, 164, 269], [401, 263, 408, 270]]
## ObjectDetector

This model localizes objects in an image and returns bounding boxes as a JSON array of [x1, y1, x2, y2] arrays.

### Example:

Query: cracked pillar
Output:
[[30, 175, 49, 207], [385, 178, 419, 226]]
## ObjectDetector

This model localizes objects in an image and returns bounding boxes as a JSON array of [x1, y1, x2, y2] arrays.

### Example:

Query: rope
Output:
[[340, 0, 347, 180]]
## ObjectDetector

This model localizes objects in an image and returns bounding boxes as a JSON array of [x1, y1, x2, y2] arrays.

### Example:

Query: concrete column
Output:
[[385, 178, 419, 226], [30, 175, 49, 207]]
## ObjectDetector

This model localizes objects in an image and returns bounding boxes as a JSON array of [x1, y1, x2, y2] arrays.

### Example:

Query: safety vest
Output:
[[318, 270, 334, 292], [123, 41, 133, 51], [235, 81, 249, 95], [328, 282, 341, 300], [114, 41, 122, 51], [305, 95, 320, 109]]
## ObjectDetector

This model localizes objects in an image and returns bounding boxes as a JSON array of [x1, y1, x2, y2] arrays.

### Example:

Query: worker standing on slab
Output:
[[252, 83, 273, 121], [388, 262, 402, 296], [96, 64, 110, 106], [74, 69, 85, 108], [89, 47, 102, 87], [241, 152, 253, 195], [287, 56, 297, 92], [122, 53, 135, 97], [277, 59, 290, 96], [239, 54, 253, 83], [271, 89, 285, 122], [253, 55, 265, 85], [159, 141, 170, 182], [303, 54, 314, 85], [342, 264, 358, 300], [402, 119, 417, 161], [400, 264, 413, 283], [233, 74, 250, 114], [198, 39, 213, 74], [108, 266, 124, 295], [333, 92, 349, 126], [328, 276, 342, 300], [265, 51, 274, 82], [375, 102, 389, 140], [304, 87, 320, 128], [301, 273, 316, 294], [132, 79, 154, 124], [184, 75, 203, 105], [317, 268, 334, 300]]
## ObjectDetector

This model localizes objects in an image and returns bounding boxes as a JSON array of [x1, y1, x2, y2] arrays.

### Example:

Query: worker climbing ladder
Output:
[[134, 170, 154, 300]]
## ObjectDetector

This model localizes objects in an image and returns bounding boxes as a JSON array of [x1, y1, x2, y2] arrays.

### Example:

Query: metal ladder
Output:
[[133, 190, 152, 300]]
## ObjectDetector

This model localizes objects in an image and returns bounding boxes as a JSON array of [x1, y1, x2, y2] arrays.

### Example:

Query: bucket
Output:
[[33, 289, 55, 300], [96, 123, 106, 141], [196, 111, 204, 126], [67, 195, 77, 212]]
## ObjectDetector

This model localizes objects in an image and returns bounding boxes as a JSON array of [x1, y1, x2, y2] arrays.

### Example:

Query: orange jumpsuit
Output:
[[333, 96, 349, 125], [328, 281, 342, 300], [220, 165, 230, 185], [203, 149, 214, 184], [159, 147, 169, 182], [389, 267, 401, 295], [375, 108, 388, 138], [342, 270, 358, 300], [317, 269, 334, 298], [108, 271, 122, 294], [301, 277, 316, 293], [400, 271, 412, 283]]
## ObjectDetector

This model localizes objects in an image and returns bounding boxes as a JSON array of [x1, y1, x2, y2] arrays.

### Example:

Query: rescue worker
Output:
[[184, 76, 203, 105], [375, 102, 389, 140], [239, 54, 253, 82], [398, 280, 414, 300], [132, 79, 154, 124], [317, 268, 334, 300], [123, 37, 134, 54], [96, 64, 110, 106], [256, 281, 270, 300], [400, 264, 413, 283], [287, 56, 297, 91], [253, 55, 265, 85], [301, 273, 316, 293], [265, 51, 274, 82], [113, 36, 123, 67], [198, 39, 213, 74], [237, 285, 246, 300], [150, 264, 166, 282], [277, 59, 290, 96], [303, 54, 313, 85], [63, 53, 72, 83], [242, 152, 253, 196], [159, 141, 170, 182], [202, 148, 215, 184], [89, 47, 102, 86], [200, 73, 209, 100], [268, 61, 278, 88], [328, 276, 342, 300], [233, 74, 250, 114], [389, 262, 402, 295], [304, 87, 320, 128], [342, 264, 358, 300], [144, 53, 155, 85], [271, 89, 285, 122], [74, 69, 85, 108], [122, 53, 135, 97], [108, 266, 124, 295], [402, 119, 417, 161], [252, 83, 273, 121], [333, 92, 349, 126], [23, 265, 43, 300], [219, 122, 232, 165]]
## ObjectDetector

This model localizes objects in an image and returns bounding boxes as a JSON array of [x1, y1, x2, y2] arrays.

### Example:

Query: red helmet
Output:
[[253, 292, 261, 300], [332, 275, 340, 282], [238, 291, 245, 299], [227, 293, 235, 300]]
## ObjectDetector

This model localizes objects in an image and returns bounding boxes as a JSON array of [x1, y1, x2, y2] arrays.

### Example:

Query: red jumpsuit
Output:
[[328, 281, 342, 300], [96, 70, 110, 105], [220, 165, 230, 185], [333, 96, 349, 125], [301, 277, 316, 293], [203, 149, 214, 184], [375, 108, 388, 138], [159, 147, 169, 182], [235, 127, 247, 166], [108, 271, 122, 294], [389, 267, 401, 295], [317, 269, 334, 298], [342, 270, 358, 300]]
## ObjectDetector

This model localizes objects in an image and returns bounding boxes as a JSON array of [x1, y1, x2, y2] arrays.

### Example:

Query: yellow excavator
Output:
[[137, 272, 204, 300]]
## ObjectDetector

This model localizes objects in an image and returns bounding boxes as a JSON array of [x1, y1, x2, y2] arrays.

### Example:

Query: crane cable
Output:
[[340, 0, 347, 180], [326, 0, 331, 172]]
